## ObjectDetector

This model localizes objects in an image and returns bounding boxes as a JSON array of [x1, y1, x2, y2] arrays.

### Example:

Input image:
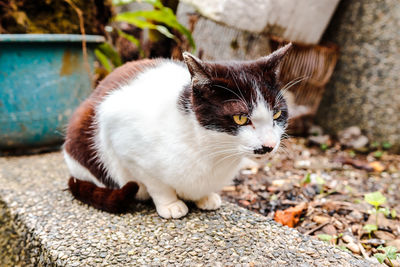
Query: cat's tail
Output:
[[68, 177, 139, 213]]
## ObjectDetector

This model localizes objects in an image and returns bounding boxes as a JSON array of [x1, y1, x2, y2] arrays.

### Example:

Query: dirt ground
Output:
[[221, 134, 400, 264]]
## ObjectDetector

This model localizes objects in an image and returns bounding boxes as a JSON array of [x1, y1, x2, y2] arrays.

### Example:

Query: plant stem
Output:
[[376, 207, 379, 226]]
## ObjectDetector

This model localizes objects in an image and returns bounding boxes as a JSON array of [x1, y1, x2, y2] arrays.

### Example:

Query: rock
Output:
[[347, 210, 363, 222], [294, 160, 311, 169], [374, 230, 395, 241], [337, 126, 369, 149], [386, 239, 400, 251], [308, 125, 324, 136], [333, 219, 344, 230], [366, 212, 398, 230], [360, 239, 385, 246], [342, 235, 354, 244], [312, 215, 330, 225], [345, 242, 360, 254], [322, 224, 337, 236], [308, 135, 331, 146]]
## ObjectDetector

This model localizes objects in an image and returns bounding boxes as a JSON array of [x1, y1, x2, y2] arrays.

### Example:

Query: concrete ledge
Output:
[[0, 152, 369, 266]]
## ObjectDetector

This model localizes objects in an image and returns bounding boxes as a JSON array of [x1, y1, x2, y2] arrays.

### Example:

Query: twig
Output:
[[64, 0, 92, 84], [358, 243, 370, 260], [304, 221, 329, 236]]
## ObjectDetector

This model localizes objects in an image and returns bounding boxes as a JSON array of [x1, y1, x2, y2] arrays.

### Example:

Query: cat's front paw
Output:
[[156, 200, 188, 219], [195, 193, 221, 210]]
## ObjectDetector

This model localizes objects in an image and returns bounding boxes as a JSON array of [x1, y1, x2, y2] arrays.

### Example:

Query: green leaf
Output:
[[363, 224, 378, 233], [364, 191, 387, 208], [373, 150, 383, 158], [117, 30, 145, 58], [117, 30, 140, 47], [379, 207, 390, 216], [94, 49, 112, 72], [112, 0, 164, 7], [391, 209, 397, 219], [155, 25, 174, 38], [115, 8, 195, 49], [317, 234, 334, 242], [382, 246, 398, 260], [96, 43, 122, 68], [270, 194, 278, 201], [112, 0, 135, 5], [370, 141, 380, 149], [382, 142, 392, 150], [315, 176, 325, 185], [320, 143, 328, 151], [301, 173, 311, 186], [374, 253, 386, 264]]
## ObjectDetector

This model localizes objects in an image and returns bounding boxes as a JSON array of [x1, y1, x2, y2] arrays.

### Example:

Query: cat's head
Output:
[[182, 43, 292, 159]]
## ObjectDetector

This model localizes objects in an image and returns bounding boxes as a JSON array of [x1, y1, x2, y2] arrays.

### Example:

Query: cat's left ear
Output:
[[183, 52, 209, 84], [256, 43, 293, 75]]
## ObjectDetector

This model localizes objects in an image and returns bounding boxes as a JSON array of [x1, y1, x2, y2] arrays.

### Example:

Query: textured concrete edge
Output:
[[0, 196, 368, 267], [0, 199, 56, 267]]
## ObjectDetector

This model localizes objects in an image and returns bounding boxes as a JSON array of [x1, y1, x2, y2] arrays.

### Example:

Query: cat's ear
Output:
[[256, 43, 293, 75], [183, 52, 209, 84]]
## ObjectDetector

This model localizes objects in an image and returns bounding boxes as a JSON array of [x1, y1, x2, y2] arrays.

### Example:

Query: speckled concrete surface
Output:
[[316, 0, 400, 151], [0, 152, 370, 266]]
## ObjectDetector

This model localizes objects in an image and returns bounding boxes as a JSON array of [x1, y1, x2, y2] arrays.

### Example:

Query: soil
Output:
[[221, 135, 400, 262], [0, 0, 113, 34]]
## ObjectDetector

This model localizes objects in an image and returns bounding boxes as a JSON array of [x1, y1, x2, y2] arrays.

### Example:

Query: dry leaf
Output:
[[274, 203, 307, 228], [368, 161, 385, 172]]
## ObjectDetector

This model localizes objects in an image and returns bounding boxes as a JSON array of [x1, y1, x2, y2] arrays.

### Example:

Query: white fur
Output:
[[65, 60, 285, 219], [63, 150, 105, 188]]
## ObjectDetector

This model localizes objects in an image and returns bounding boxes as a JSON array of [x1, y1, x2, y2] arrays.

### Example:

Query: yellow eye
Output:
[[273, 110, 282, 120], [233, 115, 249, 125]]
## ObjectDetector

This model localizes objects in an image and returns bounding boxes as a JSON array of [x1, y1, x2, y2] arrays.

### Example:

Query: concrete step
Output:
[[0, 152, 370, 266]]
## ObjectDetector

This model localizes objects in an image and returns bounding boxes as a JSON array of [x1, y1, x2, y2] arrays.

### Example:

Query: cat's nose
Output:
[[253, 145, 273, 155]]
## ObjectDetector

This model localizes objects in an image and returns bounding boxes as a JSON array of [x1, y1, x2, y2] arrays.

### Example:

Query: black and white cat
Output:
[[64, 44, 292, 219]]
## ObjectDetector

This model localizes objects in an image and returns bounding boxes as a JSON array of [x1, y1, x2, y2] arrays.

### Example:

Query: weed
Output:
[[364, 191, 387, 226], [373, 150, 384, 159], [374, 246, 400, 266]]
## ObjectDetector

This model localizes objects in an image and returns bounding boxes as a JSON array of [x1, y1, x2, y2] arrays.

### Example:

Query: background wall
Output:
[[316, 0, 400, 151]]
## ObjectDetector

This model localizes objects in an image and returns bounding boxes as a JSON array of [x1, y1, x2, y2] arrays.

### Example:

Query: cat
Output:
[[64, 43, 292, 219]]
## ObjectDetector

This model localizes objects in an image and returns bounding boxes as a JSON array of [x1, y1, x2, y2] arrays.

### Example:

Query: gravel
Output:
[[0, 152, 370, 266]]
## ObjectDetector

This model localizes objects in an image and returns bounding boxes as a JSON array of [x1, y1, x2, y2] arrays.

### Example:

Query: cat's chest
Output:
[[171, 153, 242, 200]]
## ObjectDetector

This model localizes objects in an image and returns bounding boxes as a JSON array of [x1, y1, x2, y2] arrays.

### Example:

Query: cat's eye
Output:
[[273, 110, 282, 120], [233, 115, 249, 125]]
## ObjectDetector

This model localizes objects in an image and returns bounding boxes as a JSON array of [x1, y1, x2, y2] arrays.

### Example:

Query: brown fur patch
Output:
[[68, 177, 138, 213], [65, 59, 161, 188]]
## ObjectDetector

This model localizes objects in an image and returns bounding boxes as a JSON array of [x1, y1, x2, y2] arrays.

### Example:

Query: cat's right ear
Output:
[[183, 52, 209, 85]]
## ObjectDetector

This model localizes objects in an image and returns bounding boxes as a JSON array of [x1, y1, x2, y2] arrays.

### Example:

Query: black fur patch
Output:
[[182, 44, 292, 135]]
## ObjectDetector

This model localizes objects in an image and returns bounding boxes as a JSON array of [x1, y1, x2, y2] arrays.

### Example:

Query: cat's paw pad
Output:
[[156, 200, 188, 219], [195, 193, 221, 210]]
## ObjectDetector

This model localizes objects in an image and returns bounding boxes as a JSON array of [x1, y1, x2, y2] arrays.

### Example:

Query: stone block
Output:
[[316, 0, 400, 151]]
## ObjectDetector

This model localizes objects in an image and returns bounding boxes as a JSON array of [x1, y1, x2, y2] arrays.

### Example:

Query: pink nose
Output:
[[263, 140, 277, 148]]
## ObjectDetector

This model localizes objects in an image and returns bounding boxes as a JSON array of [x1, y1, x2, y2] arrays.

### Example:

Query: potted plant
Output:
[[0, 0, 111, 153]]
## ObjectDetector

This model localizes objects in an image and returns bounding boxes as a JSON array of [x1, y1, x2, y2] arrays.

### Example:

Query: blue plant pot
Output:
[[0, 34, 104, 151]]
